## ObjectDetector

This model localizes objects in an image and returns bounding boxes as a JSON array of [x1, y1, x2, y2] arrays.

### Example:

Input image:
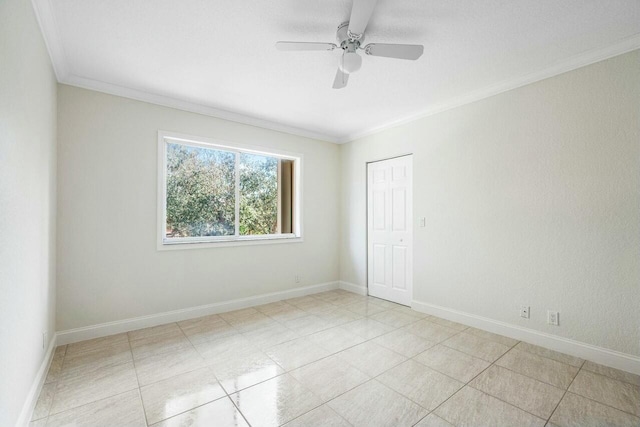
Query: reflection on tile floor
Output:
[[31, 289, 640, 426]]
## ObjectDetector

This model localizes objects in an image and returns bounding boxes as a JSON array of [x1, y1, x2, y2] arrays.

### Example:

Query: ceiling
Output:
[[34, 0, 640, 143]]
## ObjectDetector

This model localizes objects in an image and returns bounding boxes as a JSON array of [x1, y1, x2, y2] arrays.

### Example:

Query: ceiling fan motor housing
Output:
[[337, 22, 364, 49]]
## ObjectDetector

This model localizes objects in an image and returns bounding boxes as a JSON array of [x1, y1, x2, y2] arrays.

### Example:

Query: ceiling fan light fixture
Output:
[[340, 51, 362, 74]]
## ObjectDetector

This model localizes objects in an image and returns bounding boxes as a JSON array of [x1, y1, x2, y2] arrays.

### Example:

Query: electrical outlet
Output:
[[548, 311, 559, 326], [294, 274, 301, 284], [42, 332, 47, 349], [520, 306, 530, 319], [419, 217, 426, 227]]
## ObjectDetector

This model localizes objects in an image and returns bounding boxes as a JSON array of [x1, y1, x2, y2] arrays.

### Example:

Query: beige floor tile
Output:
[[255, 300, 293, 316], [65, 333, 129, 357], [194, 334, 257, 364], [265, 305, 308, 322], [283, 404, 351, 427], [127, 323, 181, 341], [339, 318, 395, 339], [129, 329, 192, 360], [515, 342, 584, 368], [549, 392, 640, 427], [45, 354, 64, 384], [369, 310, 421, 328], [496, 348, 579, 389], [60, 341, 132, 381], [373, 329, 436, 358], [31, 382, 55, 421], [227, 312, 278, 332], [50, 361, 138, 415], [442, 332, 511, 362], [179, 319, 237, 345], [392, 305, 429, 319], [435, 386, 545, 427], [402, 319, 459, 343], [466, 327, 519, 347], [134, 347, 206, 386], [568, 370, 640, 416], [343, 300, 388, 316], [47, 390, 146, 427], [427, 316, 469, 332], [413, 344, 490, 383], [331, 294, 367, 306], [290, 354, 370, 401], [414, 413, 455, 427], [378, 360, 464, 410], [328, 380, 428, 427], [139, 367, 225, 424], [241, 324, 299, 349], [295, 299, 337, 314], [177, 313, 224, 329], [582, 361, 640, 386], [366, 297, 402, 309], [265, 336, 333, 371], [230, 374, 322, 427], [280, 314, 334, 336], [338, 341, 407, 377], [307, 326, 367, 354], [316, 308, 363, 326], [470, 365, 565, 419], [211, 351, 285, 394], [54, 345, 67, 358], [219, 307, 260, 321], [287, 295, 320, 307], [38, 294, 637, 427], [152, 396, 249, 427]]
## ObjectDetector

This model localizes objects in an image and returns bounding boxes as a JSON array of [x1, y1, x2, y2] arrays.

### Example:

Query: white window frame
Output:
[[157, 131, 303, 250]]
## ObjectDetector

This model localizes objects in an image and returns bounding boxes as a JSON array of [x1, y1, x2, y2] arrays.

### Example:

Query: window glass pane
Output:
[[165, 143, 235, 238], [239, 152, 278, 235]]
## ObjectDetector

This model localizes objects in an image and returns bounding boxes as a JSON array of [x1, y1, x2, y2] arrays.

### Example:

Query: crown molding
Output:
[[31, 0, 69, 80], [62, 74, 339, 143], [338, 34, 640, 143], [31, 0, 639, 145]]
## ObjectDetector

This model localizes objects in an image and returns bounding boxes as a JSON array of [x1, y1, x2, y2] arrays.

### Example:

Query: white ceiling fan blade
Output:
[[347, 0, 378, 38], [332, 68, 349, 89], [276, 42, 337, 51], [364, 43, 424, 60]]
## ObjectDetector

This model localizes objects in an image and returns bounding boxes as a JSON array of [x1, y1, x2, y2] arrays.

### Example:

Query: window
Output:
[[158, 132, 302, 248]]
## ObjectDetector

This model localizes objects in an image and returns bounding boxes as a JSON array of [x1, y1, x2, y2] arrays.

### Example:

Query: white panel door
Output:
[[367, 155, 413, 306]]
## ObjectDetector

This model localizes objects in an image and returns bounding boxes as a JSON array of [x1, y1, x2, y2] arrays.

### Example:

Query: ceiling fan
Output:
[[276, 0, 424, 89]]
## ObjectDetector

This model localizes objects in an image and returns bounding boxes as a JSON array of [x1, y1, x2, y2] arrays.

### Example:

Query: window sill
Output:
[[157, 235, 303, 251]]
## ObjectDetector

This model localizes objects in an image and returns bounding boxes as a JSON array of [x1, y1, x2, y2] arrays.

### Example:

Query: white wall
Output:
[[340, 51, 640, 356], [56, 85, 340, 331], [0, 0, 58, 425]]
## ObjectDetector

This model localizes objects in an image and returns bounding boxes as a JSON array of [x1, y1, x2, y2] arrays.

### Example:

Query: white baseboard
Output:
[[412, 300, 640, 376], [338, 281, 368, 296], [57, 281, 339, 345], [16, 334, 57, 427]]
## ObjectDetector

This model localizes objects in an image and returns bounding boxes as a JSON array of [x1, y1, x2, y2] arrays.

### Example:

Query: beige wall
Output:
[[0, 0, 58, 424], [56, 85, 340, 331], [339, 51, 640, 355]]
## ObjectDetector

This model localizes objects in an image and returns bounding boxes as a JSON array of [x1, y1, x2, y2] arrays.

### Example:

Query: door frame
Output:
[[365, 153, 414, 305]]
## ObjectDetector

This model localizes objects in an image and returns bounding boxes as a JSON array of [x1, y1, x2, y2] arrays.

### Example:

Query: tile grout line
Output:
[[127, 337, 151, 427], [36, 292, 636, 426], [411, 339, 523, 426], [544, 359, 586, 425], [546, 362, 640, 420]]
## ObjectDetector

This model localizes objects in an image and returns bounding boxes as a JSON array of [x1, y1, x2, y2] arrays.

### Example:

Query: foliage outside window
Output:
[[159, 134, 299, 247]]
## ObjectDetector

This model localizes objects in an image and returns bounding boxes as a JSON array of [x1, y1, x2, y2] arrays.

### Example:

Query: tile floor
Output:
[[31, 290, 640, 426]]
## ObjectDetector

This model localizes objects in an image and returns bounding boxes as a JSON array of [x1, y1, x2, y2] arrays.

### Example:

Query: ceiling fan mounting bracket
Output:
[[337, 21, 364, 49]]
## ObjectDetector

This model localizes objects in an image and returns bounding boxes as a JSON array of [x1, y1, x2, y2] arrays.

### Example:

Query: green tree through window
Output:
[[165, 142, 280, 239]]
